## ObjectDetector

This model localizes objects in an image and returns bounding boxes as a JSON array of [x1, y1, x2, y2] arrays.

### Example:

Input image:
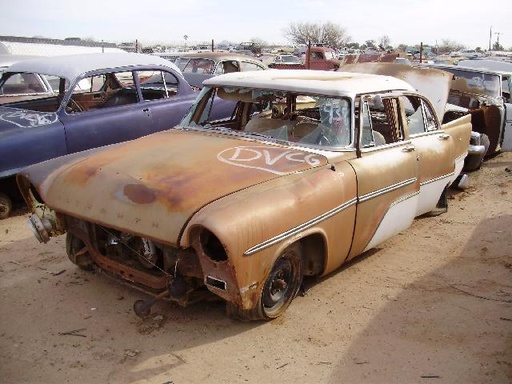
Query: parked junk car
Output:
[[267, 54, 303, 68], [0, 52, 232, 218], [271, 46, 341, 70], [457, 60, 512, 102], [0, 54, 53, 104], [173, 52, 267, 89], [421, 62, 512, 170], [19, 69, 473, 321]]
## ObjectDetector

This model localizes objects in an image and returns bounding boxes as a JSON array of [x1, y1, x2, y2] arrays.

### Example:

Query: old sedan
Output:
[[0, 52, 232, 218], [173, 51, 267, 89], [19, 69, 472, 321]]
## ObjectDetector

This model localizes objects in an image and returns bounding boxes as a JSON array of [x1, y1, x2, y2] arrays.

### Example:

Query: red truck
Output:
[[268, 46, 341, 71]]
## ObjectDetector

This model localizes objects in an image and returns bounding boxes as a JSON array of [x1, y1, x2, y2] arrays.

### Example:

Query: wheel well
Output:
[[298, 233, 326, 276]]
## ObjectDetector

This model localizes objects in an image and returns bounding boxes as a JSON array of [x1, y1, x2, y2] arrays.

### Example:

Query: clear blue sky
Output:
[[2, 0, 511, 49]]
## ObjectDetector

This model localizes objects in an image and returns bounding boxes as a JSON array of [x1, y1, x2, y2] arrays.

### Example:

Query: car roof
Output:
[[424, 62, 504, 76], [177, 51, 262, 62], [203, 69, 414, 97], [5, 52, 183, 81], [457, 59, 512, 74], [0, 54, 39, 69]]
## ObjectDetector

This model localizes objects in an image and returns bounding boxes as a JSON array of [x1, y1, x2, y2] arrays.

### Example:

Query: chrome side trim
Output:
[[358, 177, 417, 203], [419, 172, 454, 187], [244, 197, 358, 256]]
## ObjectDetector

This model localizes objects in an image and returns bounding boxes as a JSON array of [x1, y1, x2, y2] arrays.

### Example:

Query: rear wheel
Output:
[[66, 233, 94, 271], [227, 243, 303, 321], [0, 193, 12, 220]]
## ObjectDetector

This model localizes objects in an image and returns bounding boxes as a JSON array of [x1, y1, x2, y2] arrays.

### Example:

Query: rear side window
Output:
[[400, 95, 439, 135], [359, 94, 404, 146]]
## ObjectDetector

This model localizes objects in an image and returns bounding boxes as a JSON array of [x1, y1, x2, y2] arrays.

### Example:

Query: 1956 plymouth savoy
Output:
[[19, 69, 473, 321]]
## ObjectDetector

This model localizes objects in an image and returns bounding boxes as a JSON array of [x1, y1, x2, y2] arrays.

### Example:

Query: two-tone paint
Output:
[[18, 69, 473, 320]]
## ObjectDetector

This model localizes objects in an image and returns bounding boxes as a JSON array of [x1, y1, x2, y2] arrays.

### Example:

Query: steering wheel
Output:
[[66, 99, 84, 114], [316, 126, 334, 146]]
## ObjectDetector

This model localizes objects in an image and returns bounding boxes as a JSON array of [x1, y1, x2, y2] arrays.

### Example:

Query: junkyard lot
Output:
[[0, 152, 511, 384]]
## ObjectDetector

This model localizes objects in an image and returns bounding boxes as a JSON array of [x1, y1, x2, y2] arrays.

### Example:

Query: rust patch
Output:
[[123, 184, 157, 204]]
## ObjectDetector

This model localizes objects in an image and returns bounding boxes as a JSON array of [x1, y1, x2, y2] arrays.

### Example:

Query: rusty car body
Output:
[[0, 53, 234, 218], [339, 62, 511, 171], [270, 46, 340, 71], [173, 52, 267, 89], [19, 69, 472, 321], [420, 62, 512, 170]]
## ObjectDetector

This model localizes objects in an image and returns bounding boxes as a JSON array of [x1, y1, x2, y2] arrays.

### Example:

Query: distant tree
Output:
[[437, 39, 465, 54], [249, 37, 267, 47], [492, 41, 504, 51], [363, 40, 377, 51], [397, 44, 408, 53], [378, 35, 391, 50], [283, 21, 351, 50]]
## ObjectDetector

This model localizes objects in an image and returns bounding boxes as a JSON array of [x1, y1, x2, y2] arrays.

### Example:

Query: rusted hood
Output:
[[22, 128, 328, 245]]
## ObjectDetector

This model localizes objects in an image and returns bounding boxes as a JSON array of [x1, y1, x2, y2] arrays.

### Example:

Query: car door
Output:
[[137, 69, 198, 133], [401, 94, 457, 216], [60, 70, 153, 154], [346, 94, 419, 261]]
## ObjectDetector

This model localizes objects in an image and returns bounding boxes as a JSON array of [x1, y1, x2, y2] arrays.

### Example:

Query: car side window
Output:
[[0, 73, 47, 95], [137, 70, 179, 100], [66, 71, 138, 113], [240, 61, 266, 72], [183, 58, 215, 74], [360, 94, 404, 146], [401, 95, 439, 135]]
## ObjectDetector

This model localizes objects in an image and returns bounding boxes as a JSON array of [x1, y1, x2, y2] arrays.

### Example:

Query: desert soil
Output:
[[1, 152, 511, 384]]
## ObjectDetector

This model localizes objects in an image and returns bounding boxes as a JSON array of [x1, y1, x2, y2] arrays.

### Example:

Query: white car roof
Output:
[[4, 52, 183, 81], [203, 69, 415, 97]]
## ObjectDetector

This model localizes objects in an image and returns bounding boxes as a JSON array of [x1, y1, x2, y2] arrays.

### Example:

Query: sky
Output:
[[2, 0, 511, 50]]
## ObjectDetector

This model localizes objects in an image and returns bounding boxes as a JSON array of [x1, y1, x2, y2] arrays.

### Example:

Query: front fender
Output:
[[180, 162, 357, 306]]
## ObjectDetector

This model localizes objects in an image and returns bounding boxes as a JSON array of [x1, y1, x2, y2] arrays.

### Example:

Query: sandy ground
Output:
[[1, 152, 511, 384]]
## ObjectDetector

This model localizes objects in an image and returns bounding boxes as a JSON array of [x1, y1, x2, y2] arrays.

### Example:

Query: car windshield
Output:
[[181, 86, 352, 149], [445, 68, 502, 98], [180, 58, 216, 74], [277, 55, 301, 64]]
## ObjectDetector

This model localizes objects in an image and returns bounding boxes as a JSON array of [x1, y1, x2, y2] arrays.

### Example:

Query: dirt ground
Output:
[[1, 152, 511, 384]]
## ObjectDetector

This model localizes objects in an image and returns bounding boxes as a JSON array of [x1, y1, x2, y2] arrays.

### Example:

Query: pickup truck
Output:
[[268, 46, 340, 71]]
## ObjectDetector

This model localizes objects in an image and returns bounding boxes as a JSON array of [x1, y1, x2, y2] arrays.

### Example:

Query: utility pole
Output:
[[494, 31, 502, 50], [488, 26, 492, 51]]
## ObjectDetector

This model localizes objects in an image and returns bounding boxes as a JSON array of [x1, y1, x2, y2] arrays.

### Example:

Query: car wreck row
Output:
[[0, 53, 235, 218], [17, 67, 484, 321]]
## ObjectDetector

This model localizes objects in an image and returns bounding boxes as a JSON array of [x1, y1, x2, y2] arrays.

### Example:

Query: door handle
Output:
[[402, 146, 415, 152], [438, 134, 450, 140]]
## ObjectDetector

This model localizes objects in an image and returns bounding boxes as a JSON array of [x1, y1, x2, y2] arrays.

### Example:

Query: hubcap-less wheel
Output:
[[225, 243, 303, 321], [0, 193, 12, 220], [260, 244, 303, 319], [66, 233, 94, 271]]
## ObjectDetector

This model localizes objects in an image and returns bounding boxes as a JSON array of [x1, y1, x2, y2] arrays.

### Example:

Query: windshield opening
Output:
[[180, 86, 352, 148]]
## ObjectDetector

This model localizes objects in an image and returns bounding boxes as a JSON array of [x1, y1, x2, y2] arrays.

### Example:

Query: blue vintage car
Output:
[[0, 52, 232, 218]]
